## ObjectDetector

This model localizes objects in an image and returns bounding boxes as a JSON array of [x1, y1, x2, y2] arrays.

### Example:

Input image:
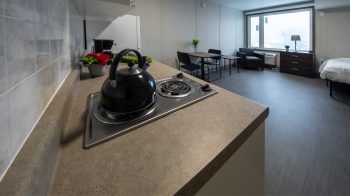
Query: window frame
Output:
[[246, 7, 315, 52]]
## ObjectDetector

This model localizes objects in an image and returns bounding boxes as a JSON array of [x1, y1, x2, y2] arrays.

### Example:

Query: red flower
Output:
[[97, 54, 110, 65], [83, 53, 110, 66], [86, 53, 98, 58]]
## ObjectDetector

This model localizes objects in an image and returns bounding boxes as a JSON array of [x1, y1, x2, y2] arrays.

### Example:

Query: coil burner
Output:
[[157, 79, 194, 98], [92, 97, 158, 125]]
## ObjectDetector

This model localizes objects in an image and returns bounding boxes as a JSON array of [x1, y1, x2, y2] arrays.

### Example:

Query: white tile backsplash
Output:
[[35, 24, 51, 70], [0, 0, 84, 180], [49, 0, 65, 28], [0, 18, 5, 94], [9, 74, 39, 158], [6, 18, 36, 88], [34, 0, 49, 24], [37, 66, 53, 112], [50, 39, 59, 62], [65, 59, 72, 74], [0, 93, 11, 177], [6, 0, 34, 21], [0, 0, 4, 15], [58, 39, 64, 57], [50, 59, 60, 91], [59, 57, 66, 81]]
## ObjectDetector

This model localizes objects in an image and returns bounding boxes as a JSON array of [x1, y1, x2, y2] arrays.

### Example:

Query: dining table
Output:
[[189, 52, 221, 81], [221, 55, 241, 75]]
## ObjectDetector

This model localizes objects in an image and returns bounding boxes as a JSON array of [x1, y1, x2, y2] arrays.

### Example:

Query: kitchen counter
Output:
[[0, 60, 268, 195], [49, 61, 268, 195]]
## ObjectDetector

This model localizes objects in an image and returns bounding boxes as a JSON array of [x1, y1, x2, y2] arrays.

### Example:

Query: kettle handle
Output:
[[109, 49, 144, 87]]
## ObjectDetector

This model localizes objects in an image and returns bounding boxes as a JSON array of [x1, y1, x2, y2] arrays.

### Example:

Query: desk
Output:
[[190, 52, 221, 81], [221, 55, 240, 75]]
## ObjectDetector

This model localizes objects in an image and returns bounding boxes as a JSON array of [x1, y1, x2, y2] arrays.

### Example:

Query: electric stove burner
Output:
[[93, 97, 158, 125], [157, 79, 194, 98], [84, 73, 217, 148]]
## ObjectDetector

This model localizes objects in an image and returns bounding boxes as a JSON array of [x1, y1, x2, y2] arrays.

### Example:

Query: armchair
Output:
[[236, 48, 265, 71]]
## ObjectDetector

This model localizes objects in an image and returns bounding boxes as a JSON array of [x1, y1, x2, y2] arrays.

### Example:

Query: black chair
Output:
[[236, 48, 265, 71], [93, 39, 115, 61], [177, 52, 202, 76], [203, 49, 221, 70], [93, 39, 114, 53], [203, 49, 222, 79]]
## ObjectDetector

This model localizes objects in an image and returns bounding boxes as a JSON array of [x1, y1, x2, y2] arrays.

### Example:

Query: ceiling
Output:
[[208, 0, 311, 10]]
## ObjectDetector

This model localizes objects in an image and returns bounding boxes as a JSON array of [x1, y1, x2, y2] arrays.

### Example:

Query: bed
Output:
[[319, 58, 350, 97]]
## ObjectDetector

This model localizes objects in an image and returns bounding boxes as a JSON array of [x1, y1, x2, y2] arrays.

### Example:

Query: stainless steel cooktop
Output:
[[84, 73, 217, 148]]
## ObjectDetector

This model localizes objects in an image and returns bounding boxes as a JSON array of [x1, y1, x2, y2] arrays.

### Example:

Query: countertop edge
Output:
[[176, 107, 269, 195]]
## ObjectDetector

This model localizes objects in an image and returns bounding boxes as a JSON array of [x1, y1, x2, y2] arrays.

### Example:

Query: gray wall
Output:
[[129, 0, 244, 67], [315, 8, 350, 69], [0, 0, 84, 181]]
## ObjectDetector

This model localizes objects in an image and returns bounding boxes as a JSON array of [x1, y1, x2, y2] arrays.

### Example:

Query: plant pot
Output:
[[193, 46, 198, 53], [88, 64, 107, 77]]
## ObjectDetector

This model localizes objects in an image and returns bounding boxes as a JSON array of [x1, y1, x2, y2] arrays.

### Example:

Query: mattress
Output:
[[319, 58, 350, 84]]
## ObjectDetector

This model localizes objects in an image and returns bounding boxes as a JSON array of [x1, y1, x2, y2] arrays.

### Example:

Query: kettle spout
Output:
[[140, 56, 150, 70]]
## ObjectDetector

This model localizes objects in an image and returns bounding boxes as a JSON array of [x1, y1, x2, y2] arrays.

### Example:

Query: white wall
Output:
[[134, 0, 244, 67], [197, 1, 220, 53], [236, 11, 245, 49], [162, 0, 197, 66], [315, 8, 350, 69], [220, 6, 237, 55], [129, 0, 163, 61], [87, 0, 244, 67]]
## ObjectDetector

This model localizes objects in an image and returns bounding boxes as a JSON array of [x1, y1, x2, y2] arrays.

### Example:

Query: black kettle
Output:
[[101, 49, 157, 114]]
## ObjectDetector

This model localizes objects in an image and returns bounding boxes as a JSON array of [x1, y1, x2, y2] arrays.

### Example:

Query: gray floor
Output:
[[212, 68, 350, 195]]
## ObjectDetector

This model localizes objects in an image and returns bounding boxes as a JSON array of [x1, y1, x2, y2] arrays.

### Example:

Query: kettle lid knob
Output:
[[128, 61, 135, 68]]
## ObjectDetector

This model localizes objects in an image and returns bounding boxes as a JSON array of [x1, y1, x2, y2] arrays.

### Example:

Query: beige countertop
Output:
[[50, 61, 269, 195]]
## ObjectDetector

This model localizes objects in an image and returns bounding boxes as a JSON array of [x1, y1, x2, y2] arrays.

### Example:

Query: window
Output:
[[250, 16, 260, 48], [247, 9, 313, 51]]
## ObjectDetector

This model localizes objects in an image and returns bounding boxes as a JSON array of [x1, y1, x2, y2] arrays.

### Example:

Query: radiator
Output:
[[264, 52, 278, 66], [254, 51, 279, 67]]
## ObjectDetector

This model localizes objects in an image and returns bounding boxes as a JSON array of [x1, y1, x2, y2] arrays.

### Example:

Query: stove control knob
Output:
[[176, 73, 184, 79], [201, 84, 212, 92]]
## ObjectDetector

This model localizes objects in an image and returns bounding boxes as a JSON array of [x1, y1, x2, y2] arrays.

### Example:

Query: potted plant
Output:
[[121, 54, 153, 64], [80, 53, 110, 77], [285, 45, 290, 52], [121, 54, 153, 70], [192, 39, 200, 52]]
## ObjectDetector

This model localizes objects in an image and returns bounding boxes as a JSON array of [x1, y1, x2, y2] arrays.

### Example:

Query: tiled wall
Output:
[[0, 0, 84, 180]]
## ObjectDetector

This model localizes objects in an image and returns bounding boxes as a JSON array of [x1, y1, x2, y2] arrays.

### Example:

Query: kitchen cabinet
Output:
[[72, 0, 133, 22], [86, 15, 141, 53]]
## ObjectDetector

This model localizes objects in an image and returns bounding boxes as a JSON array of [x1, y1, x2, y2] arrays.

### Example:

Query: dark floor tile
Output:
[[213, 68, 350, 195]]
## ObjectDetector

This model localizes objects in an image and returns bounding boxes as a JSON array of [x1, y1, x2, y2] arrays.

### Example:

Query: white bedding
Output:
[[319, 58, 350, 84]]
